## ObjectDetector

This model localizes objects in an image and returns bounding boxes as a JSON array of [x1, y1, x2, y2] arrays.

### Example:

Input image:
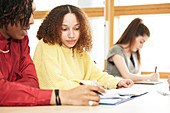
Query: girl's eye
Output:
[[74, 27, 80, 30], [61, 28, 67, 31], [140, 41, 143, 44]]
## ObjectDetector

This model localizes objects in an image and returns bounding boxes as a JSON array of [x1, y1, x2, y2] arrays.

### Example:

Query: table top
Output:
[[1, 79, 170, 113]]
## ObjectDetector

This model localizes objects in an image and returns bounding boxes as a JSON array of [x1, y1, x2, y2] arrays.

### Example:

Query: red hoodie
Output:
[[0, 33, 52, 106]]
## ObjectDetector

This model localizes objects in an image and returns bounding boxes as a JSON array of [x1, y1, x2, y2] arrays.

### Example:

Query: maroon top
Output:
[[0, 33, 52, 106]]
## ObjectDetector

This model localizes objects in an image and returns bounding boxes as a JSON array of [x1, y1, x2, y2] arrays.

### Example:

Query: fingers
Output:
[[117, 80, 128, 88], [168, 79, 170, 84], [87, 85, 105, 94], [121, 81, 128, 88], [88, 101, 99, 106], [117, 79, 134, 88], [82, 86, 101, 106], [167, 76, 170, 84], [126, 79, 134, 87], [87, 95, 100, 102], [63, 85, 101, 106], [152, 73, 160, 81]]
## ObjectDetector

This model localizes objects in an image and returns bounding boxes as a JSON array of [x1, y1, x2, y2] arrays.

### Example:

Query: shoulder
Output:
[[17, 36, 29, 51], [35, 39, 62, 56], [37, 39, 60, 50], [19, 35, 29, 45], [107, 44, 124, 58], [109, 44, 123, 52]]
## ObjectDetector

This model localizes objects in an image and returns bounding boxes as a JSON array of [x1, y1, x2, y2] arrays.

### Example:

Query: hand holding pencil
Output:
[[150, 66, 159, 81], [79, 82, 104, 96], [61, 84, 105, 106]]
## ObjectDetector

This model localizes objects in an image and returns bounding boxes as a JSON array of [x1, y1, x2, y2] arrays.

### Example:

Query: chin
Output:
[[15, 36, 25, 40], [69, 44, 76, 48], [132, 50, 137, 52]]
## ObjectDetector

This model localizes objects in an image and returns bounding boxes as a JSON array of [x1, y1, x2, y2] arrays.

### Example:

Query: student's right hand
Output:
[[150, 72, 160, 81], [59, 85, 105, 106]]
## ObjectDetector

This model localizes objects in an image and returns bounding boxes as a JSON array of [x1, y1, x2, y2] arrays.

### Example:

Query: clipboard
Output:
[[134, 81, 162, 85], [99, 92, 148, 105]]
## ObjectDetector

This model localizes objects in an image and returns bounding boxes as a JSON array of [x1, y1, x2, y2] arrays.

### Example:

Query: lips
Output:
[[22, 27, 30, 35], [21, 29, 28, 36], [67, 40, 76, 44]]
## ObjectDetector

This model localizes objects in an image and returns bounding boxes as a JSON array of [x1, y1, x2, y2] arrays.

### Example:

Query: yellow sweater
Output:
[[33, 39, 122, 90]]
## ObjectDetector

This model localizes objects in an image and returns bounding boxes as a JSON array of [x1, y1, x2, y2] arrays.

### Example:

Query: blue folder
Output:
[[99, 92, 148, 105]]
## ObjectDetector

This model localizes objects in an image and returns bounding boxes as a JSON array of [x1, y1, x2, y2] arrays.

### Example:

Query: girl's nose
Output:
[[140, 44, 143, 49], [68, 29, 74, 38]]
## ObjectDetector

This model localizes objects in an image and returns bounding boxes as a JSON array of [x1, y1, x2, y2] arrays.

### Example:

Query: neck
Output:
[[121, 44, 132, 57]]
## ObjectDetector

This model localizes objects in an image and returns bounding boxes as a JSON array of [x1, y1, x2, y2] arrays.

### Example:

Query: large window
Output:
[[112, 0, 170, 73], [34, 0, 78, 11], [115, 0, 170, 6]]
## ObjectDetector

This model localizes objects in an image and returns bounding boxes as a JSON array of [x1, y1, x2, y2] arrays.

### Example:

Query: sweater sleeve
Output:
[[84, 53, 122, 89]]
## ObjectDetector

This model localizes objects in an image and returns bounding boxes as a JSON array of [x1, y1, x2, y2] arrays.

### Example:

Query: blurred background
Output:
[[29, 0, 170, 78]]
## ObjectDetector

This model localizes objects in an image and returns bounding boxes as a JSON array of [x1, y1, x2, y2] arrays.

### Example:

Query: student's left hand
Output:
[[168, 76, 170, 85], [117, 79, 134, 88]]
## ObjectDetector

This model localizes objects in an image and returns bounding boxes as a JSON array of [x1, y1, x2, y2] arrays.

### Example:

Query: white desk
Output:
[[1, 80, 170, 113]]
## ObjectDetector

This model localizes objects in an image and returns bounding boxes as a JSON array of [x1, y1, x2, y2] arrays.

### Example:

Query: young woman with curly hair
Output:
[[33, 4, 134, 91]]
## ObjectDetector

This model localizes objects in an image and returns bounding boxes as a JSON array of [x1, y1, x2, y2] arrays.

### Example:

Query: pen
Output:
[[79, 82, 103, 96], [155, 66, 157, 73]]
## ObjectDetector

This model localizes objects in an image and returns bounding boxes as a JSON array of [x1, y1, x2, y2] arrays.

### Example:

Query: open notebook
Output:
[[99, 86, 148, 105]]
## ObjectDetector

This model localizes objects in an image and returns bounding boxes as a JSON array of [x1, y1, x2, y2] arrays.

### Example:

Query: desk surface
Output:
[[1, 80, 170, 113]]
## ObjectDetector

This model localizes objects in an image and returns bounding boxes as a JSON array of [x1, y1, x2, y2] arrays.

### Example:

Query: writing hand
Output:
[[59, 85, 105, 106]]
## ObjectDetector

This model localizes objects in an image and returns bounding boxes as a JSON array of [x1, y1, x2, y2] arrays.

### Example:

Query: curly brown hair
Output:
[[37, 4, 92, 55]]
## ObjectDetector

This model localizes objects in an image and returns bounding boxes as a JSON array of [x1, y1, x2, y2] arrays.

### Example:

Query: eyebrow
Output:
[[62, 23, 80, 26]]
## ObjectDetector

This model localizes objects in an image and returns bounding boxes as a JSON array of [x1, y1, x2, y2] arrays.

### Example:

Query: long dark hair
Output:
[[116, 18, 150, 64], [0, 0, 33, 29]]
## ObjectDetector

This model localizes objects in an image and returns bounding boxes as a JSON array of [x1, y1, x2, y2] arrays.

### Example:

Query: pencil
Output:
[[79, 82, 103, 96], [155, 66, 157, 73]]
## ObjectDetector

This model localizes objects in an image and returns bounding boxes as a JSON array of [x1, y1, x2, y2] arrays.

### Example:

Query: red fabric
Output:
[[0, 33, 52, 106]]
